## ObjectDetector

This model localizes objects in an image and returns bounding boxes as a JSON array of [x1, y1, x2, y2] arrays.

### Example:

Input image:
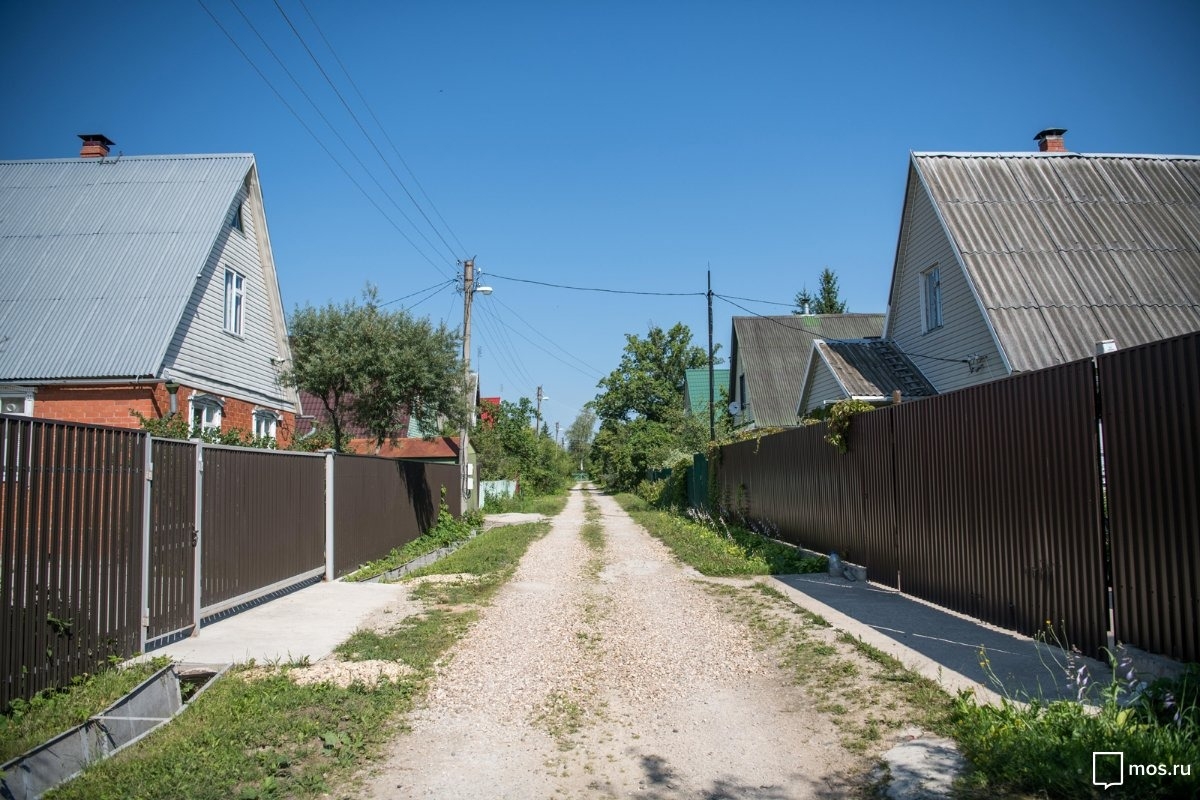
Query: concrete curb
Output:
[[361, 528, 482, 584]]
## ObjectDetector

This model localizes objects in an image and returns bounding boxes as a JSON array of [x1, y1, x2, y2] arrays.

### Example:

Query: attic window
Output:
[[231, 203, 244, 233], [922, 265, 943, 332], [224, 268, 245, 335]]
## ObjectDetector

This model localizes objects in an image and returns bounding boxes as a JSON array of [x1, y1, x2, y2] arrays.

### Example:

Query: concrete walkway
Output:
[[143, 580, 411, 667], [770, 573, 1108, 705]]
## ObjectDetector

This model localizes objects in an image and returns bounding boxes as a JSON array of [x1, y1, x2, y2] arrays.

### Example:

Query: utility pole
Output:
[[535, 385, 544, 437], [460, 258, 475, 512], [707, 268, 715, 441], [555, 421, 560, 447]]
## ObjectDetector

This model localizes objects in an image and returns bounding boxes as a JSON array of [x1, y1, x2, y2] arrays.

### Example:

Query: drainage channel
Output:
[[1, 663, 228, 800]]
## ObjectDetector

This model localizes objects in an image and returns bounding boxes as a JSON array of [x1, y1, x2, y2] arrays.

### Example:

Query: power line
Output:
[[489, 293, 603, 376], [295, 0, 470, 256], [226, 0, 454, 275], [381, 279, 455, 309], [479, 306, 603, 380], [473, 303, 536, 389], [718, 292, 796, 308], [714, 295, 969, 366], [488, 271, 706, 297], [405, 281, 454, 312], [198, 0, 453, 279], [271, 0, 464, 264]]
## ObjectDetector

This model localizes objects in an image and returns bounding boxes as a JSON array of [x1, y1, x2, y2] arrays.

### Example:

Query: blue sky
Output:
[[4, 0, 1199, 433]]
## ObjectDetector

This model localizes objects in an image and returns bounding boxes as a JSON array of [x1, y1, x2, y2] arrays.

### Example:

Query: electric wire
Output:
[[226, 0, 454, 276], [488, 271, 706, 297], [489, 293, 603, 376], [198, 0, 452, 279], [405, 280, 454, 312], [381, 279, 455, 309], [477, 306, 602, 380], [474, 302, 536, 387], [294, 0, 470, 256], [714, 295, 969, 366], [271, 0, 464, 264]]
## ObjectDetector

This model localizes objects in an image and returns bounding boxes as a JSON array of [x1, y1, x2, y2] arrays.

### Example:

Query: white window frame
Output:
[[253, 409, 279, 440], [224, 268, 245, 336], [0, 386, 34, 416], [921, 264, 943, 333], [189, 394, 223, 434]]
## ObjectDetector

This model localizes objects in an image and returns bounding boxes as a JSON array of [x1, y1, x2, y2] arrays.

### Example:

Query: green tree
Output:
[[285, 286, 466, 452], [471, 397, 572, 494], [565, 409, 596, 467], [793, 267, 848, 315], [590, 323, 712, 490]]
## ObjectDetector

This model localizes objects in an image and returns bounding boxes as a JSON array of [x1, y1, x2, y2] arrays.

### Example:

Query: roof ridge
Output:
[[913, 151, 1200, 161], [0, 153, 255, 165]]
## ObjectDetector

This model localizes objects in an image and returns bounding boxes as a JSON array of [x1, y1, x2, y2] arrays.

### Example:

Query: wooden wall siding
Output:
[[199, 446, 325, 612], [888, 177, 1007, 393], [163, 179, 292, 411], [1100, 332, 1200, 662], [0, 418, 145, 711], [801, 357, 849, 415]]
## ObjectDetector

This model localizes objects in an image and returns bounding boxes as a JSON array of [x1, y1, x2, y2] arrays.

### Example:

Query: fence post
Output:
[[139, 435, 153, 653], [192, 442, 204, 637], [324, 450, 335, 581]]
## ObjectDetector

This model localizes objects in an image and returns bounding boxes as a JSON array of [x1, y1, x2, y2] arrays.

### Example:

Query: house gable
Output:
[[162, 164, 297, 412], [884, 160, 1008, 393]]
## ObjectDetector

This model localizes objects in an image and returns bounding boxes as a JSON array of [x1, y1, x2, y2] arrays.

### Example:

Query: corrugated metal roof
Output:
[[914, 153, 1200, 371], [815, 340, 936, 400], [0, 154, 254, 381], [684, 367, 729, 414], [730, 314, 884, 427]]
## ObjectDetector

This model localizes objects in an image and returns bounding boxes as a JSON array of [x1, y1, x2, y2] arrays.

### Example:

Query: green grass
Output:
[[343, 509, 482, 582], [580, 496, 605, 552], [44, 521, 551, 800], [482, 490, 569, 516], [611, 493, 827, 576], [1, 657, 172, 763]]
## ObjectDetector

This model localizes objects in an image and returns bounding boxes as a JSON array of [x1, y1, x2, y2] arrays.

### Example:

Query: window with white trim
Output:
[[189, 394, 223, 434], [224, 268, 245, 336], [0, 388, 34, 416], [253, 409, 279, 440], [922, 265, 943, 332]]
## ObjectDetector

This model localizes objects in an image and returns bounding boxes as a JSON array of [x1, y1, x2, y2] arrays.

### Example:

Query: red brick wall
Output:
[[31, 383, 295, 448]]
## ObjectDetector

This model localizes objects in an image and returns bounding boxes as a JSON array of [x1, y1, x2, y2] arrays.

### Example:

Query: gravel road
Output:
[[359, 484, 857, 799]]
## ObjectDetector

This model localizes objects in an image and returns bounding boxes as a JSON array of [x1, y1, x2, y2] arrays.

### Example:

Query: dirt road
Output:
[[359, 485, 859, 799]]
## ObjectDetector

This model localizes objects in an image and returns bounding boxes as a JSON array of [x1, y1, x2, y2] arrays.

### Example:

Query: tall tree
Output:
[[793, 267, 848, 314], [590, 323, 711, 490], [565, 409, 597, 466], [285, 286, 466, 452]]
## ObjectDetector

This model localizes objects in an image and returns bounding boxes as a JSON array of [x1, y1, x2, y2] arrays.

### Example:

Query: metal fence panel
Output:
[[1100, 331, 1200, 662], [892, 361, 1107, 656], [333, 457, 459, 578], [1, 417, 144, 710], [200, 446, 325, 613], [147, 439, 196, 641]]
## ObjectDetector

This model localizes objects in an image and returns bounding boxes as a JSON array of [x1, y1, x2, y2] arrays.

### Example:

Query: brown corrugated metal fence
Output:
[[1, 418, 145, 710], [200, 446, 326, 613], [713, 357, 1114, 658], [891, 361, 1107, 655], [332, 456, 460, 578], [1100, 331, 1200, 662], [147, 439, 196, 641]]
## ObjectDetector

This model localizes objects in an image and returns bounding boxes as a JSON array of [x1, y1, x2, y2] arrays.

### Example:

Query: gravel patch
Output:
[[358, 485, 859, 798]]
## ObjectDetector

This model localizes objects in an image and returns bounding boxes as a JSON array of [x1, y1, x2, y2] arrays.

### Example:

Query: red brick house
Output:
[[0, 135, 300, 444]]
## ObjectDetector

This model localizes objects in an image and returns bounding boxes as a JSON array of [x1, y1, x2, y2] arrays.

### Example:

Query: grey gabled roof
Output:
[[912, 152, 1200, 371], [0, 154, 254, 381], [730, 314, 884, 427], [812, 340, 936, 401]]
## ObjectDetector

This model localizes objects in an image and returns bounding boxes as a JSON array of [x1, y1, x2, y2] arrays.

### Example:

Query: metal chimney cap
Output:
[[1033, 128, 1067, 141]]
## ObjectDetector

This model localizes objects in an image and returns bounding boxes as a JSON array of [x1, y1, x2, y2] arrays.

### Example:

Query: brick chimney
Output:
[[1034, 128, 1067, 153], [77, 133, 115, 159]]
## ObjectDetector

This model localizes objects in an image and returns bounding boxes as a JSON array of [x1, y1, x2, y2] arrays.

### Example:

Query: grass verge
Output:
[[482, 490, 570, 517], [1, 657, 172, 763], [612, 493, 826, 576], [343, 507, 482, 582], [708, 582, 954, 757], [44, 521, 551, 800]]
